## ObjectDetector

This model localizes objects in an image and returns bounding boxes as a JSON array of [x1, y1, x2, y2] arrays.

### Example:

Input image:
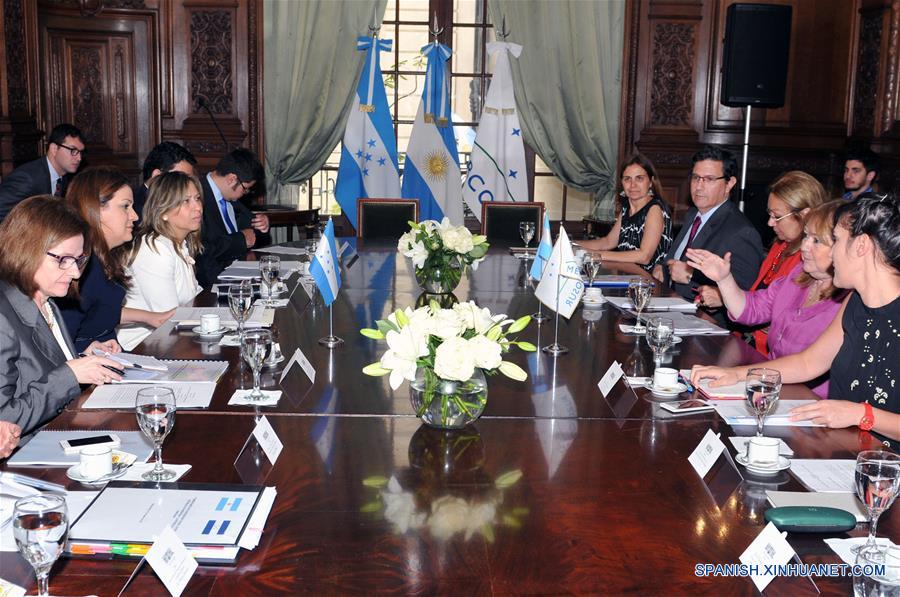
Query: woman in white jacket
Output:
[[118, 171, 203, 349]]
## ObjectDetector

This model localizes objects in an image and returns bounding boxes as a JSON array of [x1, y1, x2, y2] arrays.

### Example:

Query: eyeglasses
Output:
[[689, 174, 727, 185], [46, 251, 88, 269], [56, 143, 84, 157], [766, 210, 797, 223], [239, 181, 254, 194]]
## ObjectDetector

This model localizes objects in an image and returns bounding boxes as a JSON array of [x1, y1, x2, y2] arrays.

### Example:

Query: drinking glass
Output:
[[135, 386, 177, 481], [13, 494, 68, 597], [744, 368, 782, 437], [519, 221, 535, 248], [259, 256, 281, 306], [228, 280, 254, 341], [627, 278, 653, 333], [582, 254, 602, 287], [853, 451, 900, 561], [854, 545, 900, 595], [645, 317, 674, 366], [241, 329, 273, 401]]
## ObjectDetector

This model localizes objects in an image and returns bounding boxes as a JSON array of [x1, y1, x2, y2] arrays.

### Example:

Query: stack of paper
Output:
[[115, 360, 228, 384], [711, 400, 822, 427], [788, 459, 856, 492], [171, 306, 273, 328], [583, 275, 639, 288], [83, 382, 217, 410], [255, 245, 308, 256], [605, 296, 698, 312]]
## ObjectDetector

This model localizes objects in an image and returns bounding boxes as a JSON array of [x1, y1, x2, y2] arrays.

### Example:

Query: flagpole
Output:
[[531, 255, 549, 323], [318, 304, 343, 348], [542, 266, 568, 356]]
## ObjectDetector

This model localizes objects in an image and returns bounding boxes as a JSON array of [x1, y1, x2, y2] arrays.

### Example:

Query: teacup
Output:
[[80, 445, 112, 479], [746, 436, 780, 466], [201, 313, 221, 333], [652, 367, 679, 389]]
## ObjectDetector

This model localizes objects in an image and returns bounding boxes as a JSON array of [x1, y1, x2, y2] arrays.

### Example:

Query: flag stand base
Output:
[[541, 343, 568, 356], [532, 311, 549, 323], [318, 335, 344, 348]]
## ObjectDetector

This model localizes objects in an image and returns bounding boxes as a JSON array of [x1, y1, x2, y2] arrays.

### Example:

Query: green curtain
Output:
[[489, 0, 624, 219], [263, 0, 387, 202]]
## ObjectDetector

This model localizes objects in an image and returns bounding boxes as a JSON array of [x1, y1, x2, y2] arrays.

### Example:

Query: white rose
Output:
[[452, 302, 501, 334], [430, 308, 465, 339], [440, 225, 474, 254], [397, 230, 416, 253], [433, 336, 475, 381], [467, 335, 502, 370], [427, 496, 470, 540]]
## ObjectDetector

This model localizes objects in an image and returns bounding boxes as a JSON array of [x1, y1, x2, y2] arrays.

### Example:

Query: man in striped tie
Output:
[[195, 148, 271, 287], [653, 146, 764, 327]]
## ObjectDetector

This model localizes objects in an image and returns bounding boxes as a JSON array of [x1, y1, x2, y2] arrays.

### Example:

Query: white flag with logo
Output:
[[534, 227, 584, 318], [462, 42, 528, 220]]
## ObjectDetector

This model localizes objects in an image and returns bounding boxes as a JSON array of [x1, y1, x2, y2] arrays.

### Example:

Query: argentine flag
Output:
[[335, 36, 401, 231], [401, 41, 463, 224], [529, 212, 553, 280], [462, 42, 528, 220], [310, 219, 342, 307]]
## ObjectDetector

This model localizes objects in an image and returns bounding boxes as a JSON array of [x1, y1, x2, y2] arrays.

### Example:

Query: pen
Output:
[[679, 372, 695, 394], [78, 353, 125, 376]]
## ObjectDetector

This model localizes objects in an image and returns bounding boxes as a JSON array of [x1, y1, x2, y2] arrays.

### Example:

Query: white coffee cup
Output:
[[80, 445, 112, 479], [201, 313, 221, 333], [653, 367, 679, 389], [746, 436, 780, 466]]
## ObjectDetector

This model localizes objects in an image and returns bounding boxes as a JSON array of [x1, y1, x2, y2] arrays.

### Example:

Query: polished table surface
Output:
[[1, 244, 895, 595]]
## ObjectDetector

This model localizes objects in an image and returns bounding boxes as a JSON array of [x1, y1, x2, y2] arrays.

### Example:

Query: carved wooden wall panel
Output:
[[649, 23, 695, 127]]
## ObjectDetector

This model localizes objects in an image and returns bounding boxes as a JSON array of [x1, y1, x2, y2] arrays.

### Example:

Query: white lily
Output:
[[381, 326, 429, 390]]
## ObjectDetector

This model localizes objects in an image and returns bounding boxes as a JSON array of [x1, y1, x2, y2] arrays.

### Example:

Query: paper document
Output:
[[766, 490, 866, 521], [171, 306, 272, 328], [605, 296, 698, 312], [583, 275, 637, 288], [254, 245, 308, 256], [6, 430, 153, 467], [92, 350, 168, 372], [83, 383, 216, 410], [711, 399, 822, 427], [116, 360, 227, 384], [228, 260, 304, 273], [788, 459, 856, 493]]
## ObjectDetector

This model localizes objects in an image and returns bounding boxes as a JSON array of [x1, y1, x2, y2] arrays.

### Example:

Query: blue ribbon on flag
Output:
[[357, 36, 393, 110], [421, 42, 452, 125]]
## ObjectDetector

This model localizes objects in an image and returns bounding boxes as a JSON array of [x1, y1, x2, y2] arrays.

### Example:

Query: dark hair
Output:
[[47, 123, 83, 146], [834, 192, 900, 273], [691, 145, 738, 180], [617, 153, 665, 202], [67, 166, 132, 286], [844, 147, 880, 177], [214, 147, 263, 183], [0, 195, 90, 297], [142, 142, 197, 182]]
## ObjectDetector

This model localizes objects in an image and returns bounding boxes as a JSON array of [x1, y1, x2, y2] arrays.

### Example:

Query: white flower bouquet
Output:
[[361, 300, 535, 427], [397, 218, 489, 293]]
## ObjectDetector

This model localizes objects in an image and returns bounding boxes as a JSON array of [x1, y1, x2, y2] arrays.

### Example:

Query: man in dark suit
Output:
[[195, 148, 271, 287], [652, 146, 764, 325], [132, 141, 198, 219], [0, 123, 84, 222]]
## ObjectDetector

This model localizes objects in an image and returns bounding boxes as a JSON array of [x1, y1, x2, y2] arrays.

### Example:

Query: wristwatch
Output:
[[859, 402, 875, 431]]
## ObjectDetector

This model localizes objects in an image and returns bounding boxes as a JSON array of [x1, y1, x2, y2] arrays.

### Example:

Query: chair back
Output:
[[480, 201, 544, 246], [356, 199, 419, 240]]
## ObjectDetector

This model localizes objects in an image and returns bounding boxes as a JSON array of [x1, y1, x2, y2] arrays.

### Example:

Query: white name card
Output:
[[280, 347, 315, 384], [739, 522, 797, 592], [597, 360, 624, 398], [252, 415, 284, 466], [145, 525, 197, 597], [688, 429, 725, 478]]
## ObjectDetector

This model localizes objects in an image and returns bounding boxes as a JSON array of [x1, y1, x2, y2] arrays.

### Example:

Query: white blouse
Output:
[[117, 235, 201, 350]]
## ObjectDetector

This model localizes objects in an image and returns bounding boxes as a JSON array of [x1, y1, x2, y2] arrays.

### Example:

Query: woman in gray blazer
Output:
[[0, 196, 123, 443]]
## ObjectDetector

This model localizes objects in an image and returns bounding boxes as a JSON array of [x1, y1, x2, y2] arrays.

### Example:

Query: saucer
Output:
[[66, 464, 129, 485], [736, 454, 791, 476], [645, 381, 688, 396], [192, 326, 227, 338], [583, 295, 606, 306], [263, 354, 285, 368]]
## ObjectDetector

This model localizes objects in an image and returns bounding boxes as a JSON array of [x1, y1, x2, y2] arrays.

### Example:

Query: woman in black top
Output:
[[580, 153, 672, 271], [60, 167, 174, 352], [692, 193, 900, 445]]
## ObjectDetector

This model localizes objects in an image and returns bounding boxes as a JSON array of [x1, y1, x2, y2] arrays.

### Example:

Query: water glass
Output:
[[854, 546, 900, 596], [228, 280, 254, 340], [259, 255, 281, 306], [519, 221, 535, 248], [242, 329, 273, 401], [744, 367, 782, 437], [135, 386, 177, 481], [645, 317, 674, 365], [627, 279, 653, 333], [582, 254, 601, 287], [854, 451, 900, 561], [13, 493, 68, 597]]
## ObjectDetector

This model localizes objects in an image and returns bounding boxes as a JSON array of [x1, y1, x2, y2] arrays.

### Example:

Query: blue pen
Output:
[[679, 372, 695, 394]]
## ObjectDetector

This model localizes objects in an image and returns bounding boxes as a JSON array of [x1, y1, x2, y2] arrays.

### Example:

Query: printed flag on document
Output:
[[534, 227, 584, 318], [335, 36, 401, 231], [401, 41, 463, 224], [310, 219, 342, 306], [529, 212, 553, 280], [462, 42, 528, 220]]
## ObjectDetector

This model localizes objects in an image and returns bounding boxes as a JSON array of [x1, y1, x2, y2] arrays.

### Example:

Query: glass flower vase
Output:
[[409, 367, 487, 429], [414, 256, 464, 294]]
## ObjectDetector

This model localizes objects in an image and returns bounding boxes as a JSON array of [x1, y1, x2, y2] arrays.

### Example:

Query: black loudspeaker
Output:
[[721, 4, 792, 108]]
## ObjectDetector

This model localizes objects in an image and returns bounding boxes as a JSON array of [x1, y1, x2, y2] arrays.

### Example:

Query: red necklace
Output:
[[762, 244, 787, 286]]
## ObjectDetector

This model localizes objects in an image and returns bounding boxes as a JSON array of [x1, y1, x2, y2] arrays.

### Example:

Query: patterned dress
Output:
[[616, 196, 673, 271]]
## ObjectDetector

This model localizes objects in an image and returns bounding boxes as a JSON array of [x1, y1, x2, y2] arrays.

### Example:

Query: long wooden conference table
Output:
[[1, 242, 895, 595]]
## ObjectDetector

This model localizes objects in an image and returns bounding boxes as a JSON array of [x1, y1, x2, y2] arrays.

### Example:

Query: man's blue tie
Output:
[[219, 198, 236, 233]]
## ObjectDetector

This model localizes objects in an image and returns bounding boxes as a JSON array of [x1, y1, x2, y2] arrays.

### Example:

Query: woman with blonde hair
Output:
[[61, 166, 175, 352], [117, 171, 203, 350]]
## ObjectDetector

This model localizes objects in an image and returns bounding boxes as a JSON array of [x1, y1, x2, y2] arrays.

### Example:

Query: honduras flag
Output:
[[335, 36, 401, 231], [462, 42, 528, 220], [401, 41, 463, 224], [310, 219, 341, 306], [529, 212, 553, 280]]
